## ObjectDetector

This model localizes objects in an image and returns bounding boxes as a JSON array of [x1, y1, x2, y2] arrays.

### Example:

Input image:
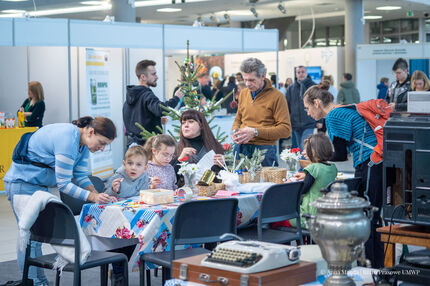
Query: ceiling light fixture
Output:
[[376, 6, 401, 11], [215, 10, 252, 16], [1, 9, 26, 13], [209, 15, 218, 23], [250, 7, 258, 18], [0, 3, 111, 18], [363, 15, 382, 20], [157, 7, 182, 12], [134, 0, 210, 7], [278, 2, 286, 14], [1, 0, 29, 2], [80, 1, 105, 5]]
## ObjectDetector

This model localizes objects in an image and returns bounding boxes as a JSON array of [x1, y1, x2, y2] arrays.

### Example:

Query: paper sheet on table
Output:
[[196, 150, 216, 179]]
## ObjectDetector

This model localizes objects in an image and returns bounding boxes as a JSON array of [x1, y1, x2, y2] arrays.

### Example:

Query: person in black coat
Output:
[[123, 60, 184, 147], [19, 81, 45, 128]]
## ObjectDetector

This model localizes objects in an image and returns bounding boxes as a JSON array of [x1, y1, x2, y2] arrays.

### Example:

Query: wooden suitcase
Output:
[[173, 254, 316, 286]]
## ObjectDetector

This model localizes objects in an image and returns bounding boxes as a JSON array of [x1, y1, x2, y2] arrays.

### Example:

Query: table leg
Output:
[[384, 242, 395, 267]]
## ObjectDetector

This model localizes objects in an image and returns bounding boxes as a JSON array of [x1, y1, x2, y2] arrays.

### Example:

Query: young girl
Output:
[[144, 134, 178, 190], [289, 133, 338, 229]]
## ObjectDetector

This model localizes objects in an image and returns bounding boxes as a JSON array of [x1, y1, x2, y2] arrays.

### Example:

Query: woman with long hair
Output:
[[175, 109, 224, 186], [19, 81, 46, 127], [411, 70, 430, 91], [302, 81, 384, 269], [4, 116, 118, 285]]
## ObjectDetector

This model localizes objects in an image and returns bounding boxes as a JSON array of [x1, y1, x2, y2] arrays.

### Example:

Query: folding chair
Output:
[[237, 182, 304, 245], [139, 198, 238, 286], [22, 201, 128, 286]]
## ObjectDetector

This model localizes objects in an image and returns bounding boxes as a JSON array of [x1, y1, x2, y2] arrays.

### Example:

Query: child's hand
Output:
[[150, 176, 161, 189], [111, 178, 123, 193], [294, 172, 306, 181]]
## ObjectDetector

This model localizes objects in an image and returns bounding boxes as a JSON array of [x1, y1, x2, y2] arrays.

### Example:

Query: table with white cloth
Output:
[[79, 192, 264, 270]]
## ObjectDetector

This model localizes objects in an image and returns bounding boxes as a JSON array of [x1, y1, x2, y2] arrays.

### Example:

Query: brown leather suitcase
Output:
[[172, 254, 316, 286]]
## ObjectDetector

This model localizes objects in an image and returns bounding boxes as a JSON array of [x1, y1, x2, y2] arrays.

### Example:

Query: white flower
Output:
[[178, 161, 198, 176], [280, 148, 302, 162]]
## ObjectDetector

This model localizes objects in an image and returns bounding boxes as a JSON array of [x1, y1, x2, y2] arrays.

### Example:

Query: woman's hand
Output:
[[213, 154, 225, 167], [111, 178, 123, 193], [294, 172, 306, 181], [179, 147, 196, 161], [19, 107, 24, 113], [389, 102, 395, 109], [88, 192, 117, 204], [150, 176, 161, 189]]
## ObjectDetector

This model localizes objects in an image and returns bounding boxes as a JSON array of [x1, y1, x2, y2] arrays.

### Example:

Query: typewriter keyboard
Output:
[[205, 247, 263, 268]]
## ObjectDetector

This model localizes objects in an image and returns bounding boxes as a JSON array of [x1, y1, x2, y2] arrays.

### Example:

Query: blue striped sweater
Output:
[[4, 123, 92, 201], [326, 107, 377, 167]]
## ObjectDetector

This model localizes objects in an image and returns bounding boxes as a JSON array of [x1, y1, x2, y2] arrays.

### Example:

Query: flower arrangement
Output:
[[241, 148, 267, 180], [177, 157, 198, 189], [280, 148, 301, 174]]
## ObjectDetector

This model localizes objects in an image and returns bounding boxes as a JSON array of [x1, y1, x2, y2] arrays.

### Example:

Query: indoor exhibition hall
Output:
[[0, 0, 430, 285]]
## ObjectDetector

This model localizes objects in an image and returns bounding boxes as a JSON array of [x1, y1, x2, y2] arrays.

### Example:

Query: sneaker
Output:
[[110, 272, 125, 286]]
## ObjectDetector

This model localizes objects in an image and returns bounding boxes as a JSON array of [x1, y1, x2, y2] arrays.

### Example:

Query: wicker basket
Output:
[[197, 185, 217, 197], [261, 167, 286, 184], [214, 183, 226, 191], [239, 171, 261, 184]]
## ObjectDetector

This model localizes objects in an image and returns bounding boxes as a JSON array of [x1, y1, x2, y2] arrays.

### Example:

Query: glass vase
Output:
[[285, 160, 298, 178], [184, 173, 197, 195]]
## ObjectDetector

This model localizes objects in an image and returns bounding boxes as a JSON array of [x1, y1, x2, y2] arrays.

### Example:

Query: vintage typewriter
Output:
[[200, 240, 301, 274]]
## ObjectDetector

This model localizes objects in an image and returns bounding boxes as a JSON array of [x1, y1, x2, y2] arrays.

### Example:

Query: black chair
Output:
[[326, 177, 362, 194], [139, 198, 238, 286], [60, 175, 105, 215], [88, 175, 106, 193], [22, 201, 128, 286], [237, 182, 304, 245]]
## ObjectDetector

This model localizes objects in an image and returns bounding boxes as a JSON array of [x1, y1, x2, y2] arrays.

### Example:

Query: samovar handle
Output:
[[302, 214, 315, 229], [364, 206, 378, 220]]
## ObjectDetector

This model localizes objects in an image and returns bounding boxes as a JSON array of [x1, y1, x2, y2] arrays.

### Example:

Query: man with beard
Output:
[[123, 60, 184, 147]]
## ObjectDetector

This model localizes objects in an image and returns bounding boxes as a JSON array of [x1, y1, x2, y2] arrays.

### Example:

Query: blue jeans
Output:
[[233, 144, 278, 167], [6, 182, 49, 286], [293, 128, 314, 151]]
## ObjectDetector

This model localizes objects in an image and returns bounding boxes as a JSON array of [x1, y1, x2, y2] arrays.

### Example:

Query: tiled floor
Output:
[[0, 193, 18, 262]]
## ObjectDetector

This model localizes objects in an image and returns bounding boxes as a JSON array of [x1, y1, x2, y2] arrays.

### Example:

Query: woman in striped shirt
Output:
[[4, 116, 118, 285], [302, 81, 384, 269]]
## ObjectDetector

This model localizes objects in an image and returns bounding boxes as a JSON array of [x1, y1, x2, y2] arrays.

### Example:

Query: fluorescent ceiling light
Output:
[[1, 9, 26, 13], [0, 3, 111, 18], [376, 6, 402, 11], [218, 10, 252, 16], [364, 15, 383, 19], [135, 0, 211, 7], [80, 1, 105, 5], [157, 8, 182, 12], [1, 0, 29, 2]]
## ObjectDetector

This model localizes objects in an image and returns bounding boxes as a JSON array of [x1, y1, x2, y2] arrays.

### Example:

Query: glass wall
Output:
[[369, 18, 419, 44]]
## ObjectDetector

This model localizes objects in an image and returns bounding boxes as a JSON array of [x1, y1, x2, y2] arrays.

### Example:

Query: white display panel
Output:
[[14, 18, 68, 46], [0, 19, 13, 46], [70, 20, 163, 48]]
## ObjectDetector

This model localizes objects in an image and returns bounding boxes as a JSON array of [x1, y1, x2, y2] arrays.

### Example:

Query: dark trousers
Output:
[[355, 160, 384, 269]]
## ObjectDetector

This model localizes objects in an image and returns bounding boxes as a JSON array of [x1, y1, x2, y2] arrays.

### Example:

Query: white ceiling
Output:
[[0, 0, 429, 26]]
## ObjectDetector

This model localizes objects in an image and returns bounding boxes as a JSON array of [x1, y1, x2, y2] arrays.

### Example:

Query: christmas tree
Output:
[[136, 40, 234, 143]]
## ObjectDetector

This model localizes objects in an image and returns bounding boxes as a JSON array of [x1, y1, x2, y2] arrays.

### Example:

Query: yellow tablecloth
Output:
[[0, 127, 38, 191]]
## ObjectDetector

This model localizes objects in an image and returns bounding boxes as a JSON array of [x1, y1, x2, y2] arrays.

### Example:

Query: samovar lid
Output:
[[310, 182, 370, 209]]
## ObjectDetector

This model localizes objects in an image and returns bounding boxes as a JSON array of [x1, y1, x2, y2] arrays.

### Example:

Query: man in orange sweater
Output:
[[232, 58, 292, 166]]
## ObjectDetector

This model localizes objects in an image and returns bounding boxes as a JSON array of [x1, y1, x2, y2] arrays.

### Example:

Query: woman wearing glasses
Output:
[[4, 115, 118, 285]]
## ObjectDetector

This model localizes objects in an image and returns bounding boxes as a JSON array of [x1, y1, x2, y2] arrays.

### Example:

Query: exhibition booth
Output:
[[0, 18, 279, 189]]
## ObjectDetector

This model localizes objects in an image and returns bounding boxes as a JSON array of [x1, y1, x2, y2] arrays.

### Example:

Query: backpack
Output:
[[12, 131, 51, 169], [345, 99, 393, 164]]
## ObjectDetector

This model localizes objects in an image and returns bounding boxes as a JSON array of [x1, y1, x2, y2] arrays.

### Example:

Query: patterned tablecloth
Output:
[[79, 193, 263, 270]]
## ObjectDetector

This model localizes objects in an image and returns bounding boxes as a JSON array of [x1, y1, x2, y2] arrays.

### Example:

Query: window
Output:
[[369, 18, 419, 44]]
